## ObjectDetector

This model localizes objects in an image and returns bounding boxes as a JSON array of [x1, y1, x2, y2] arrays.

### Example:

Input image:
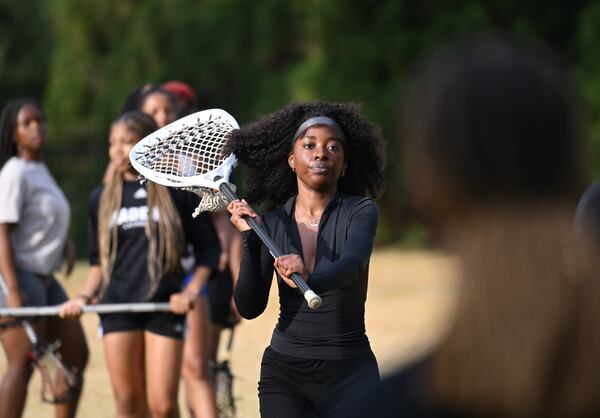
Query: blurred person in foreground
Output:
[[343, 34, 600, 418]]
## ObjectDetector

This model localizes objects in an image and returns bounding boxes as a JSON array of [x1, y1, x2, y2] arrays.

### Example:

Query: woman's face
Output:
[[109, 122, 139, 176], [140, 92, 177, 128], [14, 104, 46, 158], [288, 125, 346, 193]]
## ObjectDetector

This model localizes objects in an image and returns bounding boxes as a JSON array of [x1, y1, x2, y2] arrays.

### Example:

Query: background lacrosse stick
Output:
[[129, 109, 322, 309], [212, 324, 237, 418], [0, 277, 79, 404]]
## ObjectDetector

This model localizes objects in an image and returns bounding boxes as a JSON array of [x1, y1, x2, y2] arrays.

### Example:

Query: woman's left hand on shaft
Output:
[[169, 291, 196, 314], [274, 254, 308, 289]]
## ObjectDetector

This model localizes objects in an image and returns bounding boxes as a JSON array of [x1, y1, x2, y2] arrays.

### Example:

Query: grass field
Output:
[[0, 249, 458, 418]]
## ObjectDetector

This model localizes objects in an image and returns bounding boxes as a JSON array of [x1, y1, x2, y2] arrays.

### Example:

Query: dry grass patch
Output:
[[1, 249, 458, 418]]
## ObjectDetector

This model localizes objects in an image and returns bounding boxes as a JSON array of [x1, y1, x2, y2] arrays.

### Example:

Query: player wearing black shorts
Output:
[[88, 179, 217, 339], [0, 98, 89, 418], [60, 111, 220, 417]]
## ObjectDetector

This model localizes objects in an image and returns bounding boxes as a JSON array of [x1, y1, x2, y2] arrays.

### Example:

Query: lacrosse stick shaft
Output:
[[0, 302, 171, 317], [219, 182, 322, 309], [226, 325, 235, 353], [0, 275, 39, 343], [22, 321, 39, 343]]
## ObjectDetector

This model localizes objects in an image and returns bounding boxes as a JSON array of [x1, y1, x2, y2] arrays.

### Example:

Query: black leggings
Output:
[[258, 346, 379, 418]]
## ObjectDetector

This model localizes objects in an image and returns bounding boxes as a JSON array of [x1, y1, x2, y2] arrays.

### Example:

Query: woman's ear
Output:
[[288, 153, 296, 172]]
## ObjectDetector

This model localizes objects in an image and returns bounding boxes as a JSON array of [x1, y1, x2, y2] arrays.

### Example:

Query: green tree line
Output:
[[1, 0, 599, 251]]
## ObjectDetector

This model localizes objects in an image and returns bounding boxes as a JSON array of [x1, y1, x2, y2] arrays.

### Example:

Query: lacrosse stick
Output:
[[0, 302, 171, 317], [0, 277, 79, 403], [213, 325, 237, 418], [129, 109, 322, 309]]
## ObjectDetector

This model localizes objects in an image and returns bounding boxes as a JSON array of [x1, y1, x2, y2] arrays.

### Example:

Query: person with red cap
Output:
[[162, 81, 198, 117]]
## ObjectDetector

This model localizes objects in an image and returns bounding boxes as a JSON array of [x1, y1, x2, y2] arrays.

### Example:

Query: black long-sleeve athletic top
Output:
[[234, 192, 378, 360], [88, 181, 220, 303]]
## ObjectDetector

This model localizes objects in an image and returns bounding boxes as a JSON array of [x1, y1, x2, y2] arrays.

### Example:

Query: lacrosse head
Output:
[[214, 360, 236, 417], [31, 341, 80, 403], [129, 109, 239, 215]]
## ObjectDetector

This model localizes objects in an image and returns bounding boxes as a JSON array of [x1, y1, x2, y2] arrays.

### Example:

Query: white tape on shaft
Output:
[[304, 290, 322, 309]]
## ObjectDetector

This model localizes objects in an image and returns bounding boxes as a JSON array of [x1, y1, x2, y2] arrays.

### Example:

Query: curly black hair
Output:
[[226, 102, 386, 211], [0, 97, 43, 170]]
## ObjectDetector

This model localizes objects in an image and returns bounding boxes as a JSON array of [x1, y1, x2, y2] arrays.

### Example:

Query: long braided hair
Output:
[[98, 111, 184, 300], [0, 98, 43, 170]]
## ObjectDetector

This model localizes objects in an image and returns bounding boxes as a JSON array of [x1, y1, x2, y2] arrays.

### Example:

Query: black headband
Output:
[[291, 116, 346, 146]]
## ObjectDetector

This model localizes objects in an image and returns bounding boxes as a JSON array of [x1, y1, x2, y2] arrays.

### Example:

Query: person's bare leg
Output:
[[47, 316, 89, 418], [182, 297, 218, 418], [0, 323, 34, 418], [145, 331, 183, 418], [104, 331, 146, 418]]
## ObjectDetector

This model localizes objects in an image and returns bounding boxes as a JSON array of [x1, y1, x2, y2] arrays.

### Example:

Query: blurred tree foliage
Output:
[[0, 0, 598, 251], [0, 0, 52, 103]]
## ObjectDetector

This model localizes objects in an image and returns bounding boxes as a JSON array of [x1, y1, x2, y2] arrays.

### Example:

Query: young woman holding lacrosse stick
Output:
[[226, 102, 386, 417], [59, 110, 220, 418], [0, 98, 89, 418]]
